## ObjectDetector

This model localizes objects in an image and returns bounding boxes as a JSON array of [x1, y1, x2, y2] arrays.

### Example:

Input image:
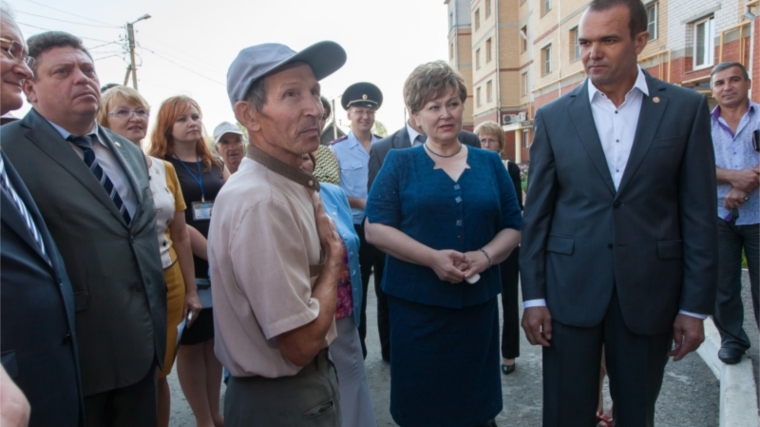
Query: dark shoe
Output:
[[718, 347, 745, 365], [501, 363, 516, 375]]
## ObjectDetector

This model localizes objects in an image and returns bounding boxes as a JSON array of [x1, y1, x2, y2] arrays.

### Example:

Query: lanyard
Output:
[[174, 155, 205, 202]]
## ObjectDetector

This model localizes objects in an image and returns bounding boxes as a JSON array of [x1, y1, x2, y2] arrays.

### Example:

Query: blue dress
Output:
[[365, 145, 521, 427]]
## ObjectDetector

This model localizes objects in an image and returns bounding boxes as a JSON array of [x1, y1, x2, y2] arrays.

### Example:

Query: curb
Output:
[[695, 318, 759, 427]]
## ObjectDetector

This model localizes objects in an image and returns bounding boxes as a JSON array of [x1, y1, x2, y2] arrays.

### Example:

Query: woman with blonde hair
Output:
[[474, 120, 524, 376], [365, 61, 521, 427], [97, 86, 203, 427], [149, 95, 229, 427]]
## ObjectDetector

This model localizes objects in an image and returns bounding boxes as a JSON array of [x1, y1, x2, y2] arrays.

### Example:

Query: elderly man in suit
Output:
[[2, 31, 166, 426], [366, 112, 481, 361], [520, 0, 717, 425], [0, 9, 83, 427]]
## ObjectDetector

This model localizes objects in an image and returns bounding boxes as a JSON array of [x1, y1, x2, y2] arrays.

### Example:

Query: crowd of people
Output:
[[0, 0, 757, 426]]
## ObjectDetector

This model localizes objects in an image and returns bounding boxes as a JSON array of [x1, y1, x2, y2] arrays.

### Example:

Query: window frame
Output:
[[487, 80, 493, 103], [486, 0, 492, 18], [475, 48, 481, 69], [476, 86, 482, 107], [570, 27, 580, 61], [647, 2, 659, 40], [486, 38, 492, 63], [520, 26, 528, 53], [475, 8, 480, 31], [542, 44, 552, 75], [693, 16, 715, 70], [521, 72, 529, 96]]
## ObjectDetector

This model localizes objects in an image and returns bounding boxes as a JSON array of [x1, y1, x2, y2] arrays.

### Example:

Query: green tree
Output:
[[372, 120, 388, 137]]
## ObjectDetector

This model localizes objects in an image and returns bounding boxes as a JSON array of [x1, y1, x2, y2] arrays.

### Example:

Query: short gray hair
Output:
[[710, 62, 749, 82], [244, 77, 268, 112]]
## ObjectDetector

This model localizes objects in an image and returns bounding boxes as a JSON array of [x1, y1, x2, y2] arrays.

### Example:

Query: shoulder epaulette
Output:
[[330, 135, 349, 145]]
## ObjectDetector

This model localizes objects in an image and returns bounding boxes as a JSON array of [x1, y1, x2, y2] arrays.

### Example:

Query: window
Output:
[[475, 48, 481, 69], [449, 12, 454, 29], [570, 27, 580, 61], [449, 43, 454, 60], [486, 0, 492, 18], [476, 87, 482, 107], [486, 38, 492, 62], [543, 0, 552, 15], [487, 80, 493, 103], [542, 44, 552, 75], [522, 129, 530, 149], [647, 3, 658, 40], [475, 9, 480, 31], [520, 26, 528, 53], [694, 17, 715, 69], [521, 72, 529, 95]]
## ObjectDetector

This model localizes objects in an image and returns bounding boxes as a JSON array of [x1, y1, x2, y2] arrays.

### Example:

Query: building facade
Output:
[[446, 0, 760, 163]]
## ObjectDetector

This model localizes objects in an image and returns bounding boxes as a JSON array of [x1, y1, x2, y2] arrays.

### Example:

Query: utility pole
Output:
[[124, 14, 151, 91]]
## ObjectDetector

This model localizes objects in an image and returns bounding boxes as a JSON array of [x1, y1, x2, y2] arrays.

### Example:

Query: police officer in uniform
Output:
[[330, 82, 387, 359]]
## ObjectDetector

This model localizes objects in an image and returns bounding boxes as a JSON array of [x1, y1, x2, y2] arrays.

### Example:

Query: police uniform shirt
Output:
[[330, 130, 381, 224]]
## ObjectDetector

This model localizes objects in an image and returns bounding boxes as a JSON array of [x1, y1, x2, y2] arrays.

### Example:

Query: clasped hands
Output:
[[724, 164, 760, 209], [429, 249, 489, 284]]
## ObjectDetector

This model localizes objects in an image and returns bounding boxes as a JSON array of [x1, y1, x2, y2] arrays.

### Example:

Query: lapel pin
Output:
[[653, 96, 661, 103], [114, 141, 121, 147]]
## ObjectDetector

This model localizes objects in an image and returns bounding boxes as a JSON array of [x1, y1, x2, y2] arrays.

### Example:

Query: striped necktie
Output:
[[68, 135, 132, 224], [0, 155, 50, 264]]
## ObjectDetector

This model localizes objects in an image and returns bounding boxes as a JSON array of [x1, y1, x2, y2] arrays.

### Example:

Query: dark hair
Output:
[[320, 95, 331, 120], [588, 0, 648, 38], [710, 62, 750, 80], [100, 83, 120, 93], [243, 77, 267, 112], [27, 31, 92, 77]]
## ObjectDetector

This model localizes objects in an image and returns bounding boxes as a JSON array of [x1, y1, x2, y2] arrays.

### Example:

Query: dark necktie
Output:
[[68, 135, 132, 224], [414, 134, 427, 146], [0, 155, 50, 264]]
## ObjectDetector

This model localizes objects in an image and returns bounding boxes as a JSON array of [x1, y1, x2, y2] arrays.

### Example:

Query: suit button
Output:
[[613, 201, 621, 208]]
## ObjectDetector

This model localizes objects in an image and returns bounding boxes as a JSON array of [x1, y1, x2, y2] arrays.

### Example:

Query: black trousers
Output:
[[354, 223, 390, 360], [84, 364, 157, 427], [499, 247, 520, 360], [542, 289, 671, 427]]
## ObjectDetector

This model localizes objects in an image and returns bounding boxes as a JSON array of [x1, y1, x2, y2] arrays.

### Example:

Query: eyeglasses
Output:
[[0, 37, 33, 67], [106, 109, 150, 119]]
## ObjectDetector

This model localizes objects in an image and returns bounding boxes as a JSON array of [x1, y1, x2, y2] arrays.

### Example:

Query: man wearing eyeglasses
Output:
[[0, 7, 83, 427], [330, 82, 386, 359], [709, 61, 760, 366], [2, 30, 166, 427]]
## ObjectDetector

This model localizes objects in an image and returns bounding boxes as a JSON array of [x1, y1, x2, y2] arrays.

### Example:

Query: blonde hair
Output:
[[474, 120, 505, 151], [96, 86, 150, 128], [403, 60, 467, 114]]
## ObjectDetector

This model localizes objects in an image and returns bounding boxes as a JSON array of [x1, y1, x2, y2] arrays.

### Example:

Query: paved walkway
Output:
[[165, 274, 750, 426]]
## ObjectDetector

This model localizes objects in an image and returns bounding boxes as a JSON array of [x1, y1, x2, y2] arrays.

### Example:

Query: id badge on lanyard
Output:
[[177, 156, 213, 221]]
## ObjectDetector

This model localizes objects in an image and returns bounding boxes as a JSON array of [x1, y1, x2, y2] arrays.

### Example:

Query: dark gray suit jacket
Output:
[[1, 151, 84, 426], [2, 109, 166, 396], [520, 73, 718, 336], [367, 127, 481, 190]]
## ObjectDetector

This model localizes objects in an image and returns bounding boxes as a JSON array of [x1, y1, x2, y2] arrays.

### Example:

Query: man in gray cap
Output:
[[213, 121, 245, 174], [209, 41, 346, 426]]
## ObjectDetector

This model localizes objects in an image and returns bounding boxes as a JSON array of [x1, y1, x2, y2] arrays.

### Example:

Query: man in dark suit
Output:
[[520, 0, 717, 425], [0, 11, 83, 427], [366, 118, 480, 361], [2, 31, 166, 426]]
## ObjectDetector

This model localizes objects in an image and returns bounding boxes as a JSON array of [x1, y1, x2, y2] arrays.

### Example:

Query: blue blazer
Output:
[[320, 183, 363, 327], [0, 151, 84, 427]]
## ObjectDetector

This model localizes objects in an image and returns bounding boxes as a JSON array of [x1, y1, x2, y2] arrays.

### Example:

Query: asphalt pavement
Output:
[[164, 272, 757, 426]]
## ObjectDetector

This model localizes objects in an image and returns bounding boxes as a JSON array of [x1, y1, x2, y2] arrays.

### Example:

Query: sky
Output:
[[8, 0, 450, 138]]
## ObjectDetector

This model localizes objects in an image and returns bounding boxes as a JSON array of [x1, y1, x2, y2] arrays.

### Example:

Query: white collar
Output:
[[406, 123, 422, 145], [587, 66, 649, 104]]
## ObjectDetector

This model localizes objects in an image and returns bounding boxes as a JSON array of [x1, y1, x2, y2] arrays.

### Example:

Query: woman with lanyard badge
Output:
[[150, 96, 229, 427]]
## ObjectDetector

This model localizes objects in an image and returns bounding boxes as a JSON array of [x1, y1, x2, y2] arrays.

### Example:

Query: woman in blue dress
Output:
[[364, 60, 522, 427]]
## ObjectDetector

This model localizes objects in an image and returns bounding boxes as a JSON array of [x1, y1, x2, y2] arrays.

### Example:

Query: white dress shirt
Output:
[[407, 123, 424, 147], [46, 119, 138, 218], [524, 68, 705, 319]]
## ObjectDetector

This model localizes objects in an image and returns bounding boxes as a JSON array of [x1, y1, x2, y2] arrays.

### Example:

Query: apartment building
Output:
[[446, 0, 760, 163]]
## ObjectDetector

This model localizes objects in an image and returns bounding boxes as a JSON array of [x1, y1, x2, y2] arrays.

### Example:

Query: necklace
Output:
[[424, 142, 463, 158]]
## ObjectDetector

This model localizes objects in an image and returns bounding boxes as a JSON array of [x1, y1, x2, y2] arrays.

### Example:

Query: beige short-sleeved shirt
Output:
[[209, 156, 337, 378]]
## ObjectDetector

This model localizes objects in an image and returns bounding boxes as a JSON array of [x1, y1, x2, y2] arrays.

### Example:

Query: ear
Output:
[[23, 79, 37, 104], [234, 101, 260, 133], [633, 31, 650, 55]]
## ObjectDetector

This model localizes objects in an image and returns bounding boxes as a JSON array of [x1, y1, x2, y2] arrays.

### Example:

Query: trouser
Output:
[[542, 289, 671, 427], [714, 220, 759, 350], [354, 223, 390, 360], [499, 246, 520, 360], [329, 318, 377, 427], [225, 349, 340, 427], [84, 364, 157, 427]]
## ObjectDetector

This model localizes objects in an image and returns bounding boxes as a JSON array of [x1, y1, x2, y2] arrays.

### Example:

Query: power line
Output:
[[142, 48, 224, 87], [16, 10, 122, 29], [94, 54, 123, 61], [87, 41, 122, 51], [137, 34, 224, 74], [16, 21, 53, 31], [138, 43, 224, 76], [16, 21, 116, 44], [23, 0, 120, 27]]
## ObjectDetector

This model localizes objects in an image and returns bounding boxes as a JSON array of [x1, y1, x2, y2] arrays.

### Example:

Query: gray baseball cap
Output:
[[226, 41, 347, 109]]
